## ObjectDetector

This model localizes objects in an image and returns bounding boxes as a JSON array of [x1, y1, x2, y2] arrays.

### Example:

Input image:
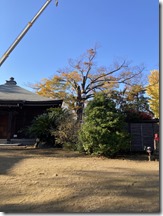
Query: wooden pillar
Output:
[[7, 110, 13, 141]]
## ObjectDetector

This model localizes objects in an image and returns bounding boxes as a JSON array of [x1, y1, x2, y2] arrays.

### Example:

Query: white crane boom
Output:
[[0, 0, 58, 66]]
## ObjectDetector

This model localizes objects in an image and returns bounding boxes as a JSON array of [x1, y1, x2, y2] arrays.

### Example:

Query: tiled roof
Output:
[[0, 77, 56, 102]]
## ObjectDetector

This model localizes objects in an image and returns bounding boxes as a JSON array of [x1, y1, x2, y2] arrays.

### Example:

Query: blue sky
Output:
[[0, 0, 159, 90]]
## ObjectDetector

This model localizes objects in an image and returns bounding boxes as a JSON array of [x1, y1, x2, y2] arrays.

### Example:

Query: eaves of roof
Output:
[[0, 77, 63, 107]]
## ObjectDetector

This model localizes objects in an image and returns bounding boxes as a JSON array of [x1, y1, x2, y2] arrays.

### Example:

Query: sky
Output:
[[0, 0, 159, 91]]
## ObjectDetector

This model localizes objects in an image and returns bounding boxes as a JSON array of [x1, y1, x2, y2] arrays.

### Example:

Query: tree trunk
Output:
[[76, 85, 84, 123]]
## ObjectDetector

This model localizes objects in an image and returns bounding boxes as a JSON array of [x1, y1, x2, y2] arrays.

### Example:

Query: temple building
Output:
[[0, 77, 62, 143]]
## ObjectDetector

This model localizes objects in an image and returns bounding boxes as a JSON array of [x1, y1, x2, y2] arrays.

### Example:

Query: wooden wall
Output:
[[128, 122, 159, 151]]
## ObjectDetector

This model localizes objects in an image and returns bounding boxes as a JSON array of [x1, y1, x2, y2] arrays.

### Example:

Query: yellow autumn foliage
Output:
[[146, 70, 159, 118]]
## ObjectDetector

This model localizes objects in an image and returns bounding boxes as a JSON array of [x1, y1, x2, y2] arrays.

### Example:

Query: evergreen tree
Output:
[[78, 93, 130, 156]]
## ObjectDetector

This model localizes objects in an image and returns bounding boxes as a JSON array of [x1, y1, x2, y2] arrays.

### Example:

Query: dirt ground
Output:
[[0, 146, 160, 213]]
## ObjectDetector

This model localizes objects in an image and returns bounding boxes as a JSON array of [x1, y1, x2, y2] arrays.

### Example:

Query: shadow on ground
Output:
[[0, 168, 159, 213]]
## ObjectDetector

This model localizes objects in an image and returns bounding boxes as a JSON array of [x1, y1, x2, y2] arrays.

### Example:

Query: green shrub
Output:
[[26, 112, 55, 147], [27, 108, 78, 148], [51, 109, 78, 150], [78, 93, 130, 156]]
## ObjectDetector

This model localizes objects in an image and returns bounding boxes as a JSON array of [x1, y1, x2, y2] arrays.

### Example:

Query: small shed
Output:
[[0, 77, 62, 142]]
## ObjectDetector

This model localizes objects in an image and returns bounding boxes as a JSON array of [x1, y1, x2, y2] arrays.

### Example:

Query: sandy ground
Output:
[[0, 146, 160, 213]]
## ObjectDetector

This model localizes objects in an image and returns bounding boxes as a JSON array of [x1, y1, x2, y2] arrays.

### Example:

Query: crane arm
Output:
[[0, 0, 58, 66]]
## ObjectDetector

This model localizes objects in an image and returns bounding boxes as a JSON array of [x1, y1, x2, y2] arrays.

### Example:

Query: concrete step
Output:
[[0, 139, 35, 145]]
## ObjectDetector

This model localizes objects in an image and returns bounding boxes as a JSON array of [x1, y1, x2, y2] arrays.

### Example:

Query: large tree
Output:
[[146, 70, 159, 118], [33, 47, 145, 122]]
